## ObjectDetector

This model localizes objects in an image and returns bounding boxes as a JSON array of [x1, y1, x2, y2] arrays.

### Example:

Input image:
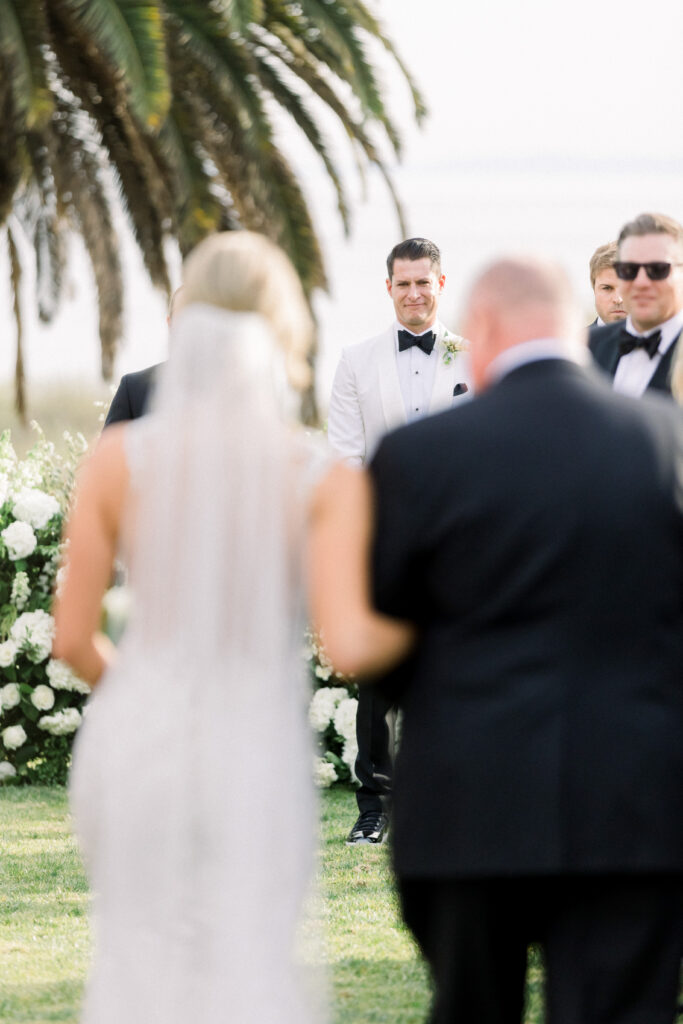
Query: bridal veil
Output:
[[70, 301, 326, 1023]]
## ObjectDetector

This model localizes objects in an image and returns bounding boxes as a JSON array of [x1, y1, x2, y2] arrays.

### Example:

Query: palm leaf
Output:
[[0, 78, 24, 225], [0, 0, 54, 129], [6, 224, 27, 424], [52, 0, 170, 130], [50, 98, 124, 377], [249, 54, 352, 234]]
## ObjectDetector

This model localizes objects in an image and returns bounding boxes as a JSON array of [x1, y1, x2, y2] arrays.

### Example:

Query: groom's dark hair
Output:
[[386, 238, 441, 278]]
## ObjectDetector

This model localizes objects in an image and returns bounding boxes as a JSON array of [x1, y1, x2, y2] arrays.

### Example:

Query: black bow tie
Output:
[[398, 329, 436, 355], [618, 328, 661, 359]]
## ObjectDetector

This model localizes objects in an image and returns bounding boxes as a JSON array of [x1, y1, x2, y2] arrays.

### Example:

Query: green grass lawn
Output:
[[0, 785, 546, 1023]]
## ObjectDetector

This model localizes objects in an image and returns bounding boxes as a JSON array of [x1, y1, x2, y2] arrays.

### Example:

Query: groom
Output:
[[369, 256, 683, 1023], [327, 237, 472, 844]]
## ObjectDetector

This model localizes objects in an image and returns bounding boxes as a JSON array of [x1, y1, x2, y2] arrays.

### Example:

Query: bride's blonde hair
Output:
[[178, 231, 314, 391]]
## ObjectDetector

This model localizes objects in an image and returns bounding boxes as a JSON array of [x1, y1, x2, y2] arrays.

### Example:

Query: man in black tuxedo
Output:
[[588, 240, 626, 326], [104, 287, 182, 425], [369, 257, 683, 1024], [104, 363, 161, 424], [589, 212, 683, 396]]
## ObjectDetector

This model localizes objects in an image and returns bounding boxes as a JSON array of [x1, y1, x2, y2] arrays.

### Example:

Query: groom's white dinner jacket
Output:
[[327, 320, 473, 465]]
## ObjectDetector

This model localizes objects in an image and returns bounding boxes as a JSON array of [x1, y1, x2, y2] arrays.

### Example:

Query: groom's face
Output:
[[386, 257, 445, 331]]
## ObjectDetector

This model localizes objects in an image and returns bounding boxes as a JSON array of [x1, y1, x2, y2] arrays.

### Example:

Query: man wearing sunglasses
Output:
[[589, 212, 683, 397]]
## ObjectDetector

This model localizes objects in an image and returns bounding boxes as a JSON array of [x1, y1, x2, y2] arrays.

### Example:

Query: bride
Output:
[[54, 231, 329, 1024]]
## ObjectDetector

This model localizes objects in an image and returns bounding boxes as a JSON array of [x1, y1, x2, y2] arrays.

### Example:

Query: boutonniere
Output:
[[440, 332, 468, 365]]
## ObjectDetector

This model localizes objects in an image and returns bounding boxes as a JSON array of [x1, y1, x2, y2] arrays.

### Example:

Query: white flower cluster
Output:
[[10, 610, 55, 664], [31, 685, 55, 711], [0, 761, 16, 780], [1, 683, 21, 709], [308, 686, 350, 732], [46, 658, 90, 694], [2, 724, 27, 750], [0, 472, 9, 506], [308, 688, 359, 784], [2, 521, 37, 560], [38, 707, 82, 735], [11, 571, 31, 610], [0, 639, 18, 668], [12, 487, 60, 530], [313, 757, 339, 788]]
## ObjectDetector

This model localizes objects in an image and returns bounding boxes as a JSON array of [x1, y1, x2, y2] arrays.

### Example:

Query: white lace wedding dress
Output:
[[70, 306, 326, 1024]]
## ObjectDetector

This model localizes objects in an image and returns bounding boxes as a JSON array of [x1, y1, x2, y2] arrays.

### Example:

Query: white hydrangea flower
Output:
[[102, 585, 132, 623], [12, 488, 60, 530], [313, 757, 338, 788], [1, 683, 21, 709], [342, 738, 359, 783], [10, 609, 55, 664], [0, 761, 17, 780], [333, 696, 359, 743], [0, 640, 18, 669], [308, 686, 349, 732], [46, 658, 90, 695], [38, 707, 82, 735], [2, 725, 27, 750], [31, 684, 55, 711], [0, 473, 9, 506], [10, 571, 31, 610], [314, 663, 333, 681], [2, 521, 37, 560]]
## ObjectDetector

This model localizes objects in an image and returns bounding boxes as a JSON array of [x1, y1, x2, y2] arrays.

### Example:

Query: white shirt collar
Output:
[[486, 338, 580, 386], [624, 308, 683, 355]]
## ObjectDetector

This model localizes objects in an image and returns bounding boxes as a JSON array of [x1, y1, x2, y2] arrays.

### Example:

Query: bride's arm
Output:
[[52, 427, 128, 685], [309, 462, 415, 677]]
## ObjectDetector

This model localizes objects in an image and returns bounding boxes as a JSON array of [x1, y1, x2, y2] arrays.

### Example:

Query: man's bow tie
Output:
[[398, 329, 436, 355], [618, 328, 661, 359]]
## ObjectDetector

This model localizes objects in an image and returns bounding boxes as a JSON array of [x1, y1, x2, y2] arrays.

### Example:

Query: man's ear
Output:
[[385, 277, 393, 297]]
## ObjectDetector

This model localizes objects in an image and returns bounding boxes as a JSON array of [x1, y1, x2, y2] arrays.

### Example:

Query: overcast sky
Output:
[[3, 0, 683, 406]]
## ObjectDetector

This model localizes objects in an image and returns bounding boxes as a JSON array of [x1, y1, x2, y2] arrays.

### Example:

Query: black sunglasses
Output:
[[614, 261, 683, 281]]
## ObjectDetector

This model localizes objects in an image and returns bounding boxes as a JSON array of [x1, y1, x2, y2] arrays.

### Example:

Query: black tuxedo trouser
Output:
[[399, 874, 683, 1024], [354, 686, 395, 813]]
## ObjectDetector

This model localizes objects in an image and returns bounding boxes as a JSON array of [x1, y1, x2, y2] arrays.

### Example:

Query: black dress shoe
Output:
[[346, 809, 389, 845]]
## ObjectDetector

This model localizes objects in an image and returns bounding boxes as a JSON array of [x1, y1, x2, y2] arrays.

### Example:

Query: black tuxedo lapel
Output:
[[588, 321, 680, 396], [646, 333, 679, 393]]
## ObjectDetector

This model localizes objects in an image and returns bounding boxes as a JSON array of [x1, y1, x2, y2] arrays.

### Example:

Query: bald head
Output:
[[462, 257, 582, 391]]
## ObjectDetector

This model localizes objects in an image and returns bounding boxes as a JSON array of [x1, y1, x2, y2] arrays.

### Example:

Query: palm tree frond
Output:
[[0, 0, 54, 128], [54, 0, 170, 129], [7, 225, 27, 423]]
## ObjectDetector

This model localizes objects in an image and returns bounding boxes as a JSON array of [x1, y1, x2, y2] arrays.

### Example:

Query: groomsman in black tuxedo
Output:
[[327, 238, 472, 845], [588, 241, 626, 325], [369, 257, 683, 1024], [104, 288, 182, 425], [589, 212, 683, 396]]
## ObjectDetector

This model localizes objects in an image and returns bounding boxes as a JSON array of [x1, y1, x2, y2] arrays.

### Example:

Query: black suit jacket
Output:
[[588, 320, 679, 395], [104, 364, 162, 425], [370, 358, 683, 880]]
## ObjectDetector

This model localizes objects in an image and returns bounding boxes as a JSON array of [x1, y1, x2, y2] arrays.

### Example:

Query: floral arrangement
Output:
[[305, 630, 358, 787], [441, 331, 468, 365], [0, 427, 90, 785]]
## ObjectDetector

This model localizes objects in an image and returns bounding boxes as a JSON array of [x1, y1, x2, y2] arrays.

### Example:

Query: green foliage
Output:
[[0, 0, 425, 420]]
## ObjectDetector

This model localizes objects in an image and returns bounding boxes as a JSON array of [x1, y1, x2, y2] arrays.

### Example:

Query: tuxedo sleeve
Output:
[[327, 349, 366, 466], [104, 376, 134, 426]]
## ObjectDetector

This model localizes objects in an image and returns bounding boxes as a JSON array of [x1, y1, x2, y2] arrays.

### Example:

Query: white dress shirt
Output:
[[395, 322, 439, 423], [613, 309, 683, 397]]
